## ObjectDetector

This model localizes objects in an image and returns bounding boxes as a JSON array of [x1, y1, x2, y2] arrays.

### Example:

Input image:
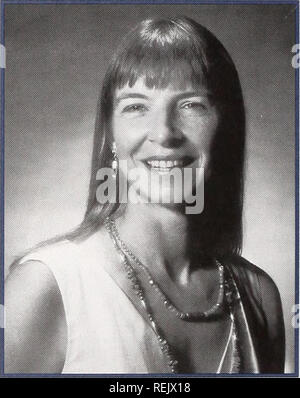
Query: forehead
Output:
[[114, 77, 210, 101]]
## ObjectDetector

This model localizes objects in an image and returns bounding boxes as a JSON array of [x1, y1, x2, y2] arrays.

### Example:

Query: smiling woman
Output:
[[5, 16, 285, 374], [111, 80, 216, 210]]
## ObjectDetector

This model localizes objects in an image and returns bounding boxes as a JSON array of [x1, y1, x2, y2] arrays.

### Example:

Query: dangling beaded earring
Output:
[[111, 142, 118, 178]]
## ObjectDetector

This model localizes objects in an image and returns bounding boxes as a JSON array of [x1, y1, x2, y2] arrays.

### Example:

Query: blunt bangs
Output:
[[108, 18, 212, 91]]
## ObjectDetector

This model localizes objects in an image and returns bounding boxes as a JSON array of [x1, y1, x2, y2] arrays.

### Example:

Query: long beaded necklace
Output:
[[104, 217, 241, 373], [106, 217, 225, 321], [105, 217, 179, 372]]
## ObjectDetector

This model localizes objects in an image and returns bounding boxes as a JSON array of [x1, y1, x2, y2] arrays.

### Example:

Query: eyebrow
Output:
[[174, 91, 211, 100], [114, 93, 149, 106], [114, 90, 212, 106]]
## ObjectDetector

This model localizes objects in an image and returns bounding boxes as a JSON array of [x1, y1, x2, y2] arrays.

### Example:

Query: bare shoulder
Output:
[[5, 259, 67, 373]]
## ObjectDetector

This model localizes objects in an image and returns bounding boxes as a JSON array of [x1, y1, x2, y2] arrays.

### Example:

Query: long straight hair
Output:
[[18, 16, 246, 261]]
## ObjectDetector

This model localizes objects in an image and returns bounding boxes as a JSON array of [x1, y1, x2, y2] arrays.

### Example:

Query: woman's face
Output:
[[111, 77, 219, 210]]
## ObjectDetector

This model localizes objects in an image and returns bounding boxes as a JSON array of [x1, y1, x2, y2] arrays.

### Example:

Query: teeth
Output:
[[146, 160, 184, 168]]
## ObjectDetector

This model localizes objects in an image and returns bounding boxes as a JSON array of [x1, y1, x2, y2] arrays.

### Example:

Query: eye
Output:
[[122, 104, 148, 113], [180, 101, 208, 112]]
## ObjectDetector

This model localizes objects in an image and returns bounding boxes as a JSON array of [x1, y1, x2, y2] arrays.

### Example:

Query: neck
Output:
[[114, 203, 204, 283]]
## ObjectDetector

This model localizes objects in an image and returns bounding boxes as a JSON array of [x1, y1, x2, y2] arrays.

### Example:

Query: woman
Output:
[[5, 16, 285, 374]]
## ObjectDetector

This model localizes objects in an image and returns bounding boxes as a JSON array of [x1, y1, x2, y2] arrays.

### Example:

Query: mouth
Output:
[[141, 156, 196, 173]]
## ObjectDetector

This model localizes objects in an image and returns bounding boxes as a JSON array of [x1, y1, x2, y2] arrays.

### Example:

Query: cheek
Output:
[[181, 115, 219, 152], [112, 116, 144, 155], [112, 117, 142, 162]]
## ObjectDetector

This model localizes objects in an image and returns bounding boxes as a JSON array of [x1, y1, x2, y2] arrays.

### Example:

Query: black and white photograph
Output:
[[1, 1, 298, 376]]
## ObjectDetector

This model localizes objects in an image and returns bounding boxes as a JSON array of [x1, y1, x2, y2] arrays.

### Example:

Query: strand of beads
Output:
[[108, 217, 225, 321], [104, 218, 179, 373]]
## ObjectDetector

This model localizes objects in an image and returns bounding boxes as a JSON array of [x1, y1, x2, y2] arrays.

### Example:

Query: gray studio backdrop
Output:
[[4, 4, 296, 372]]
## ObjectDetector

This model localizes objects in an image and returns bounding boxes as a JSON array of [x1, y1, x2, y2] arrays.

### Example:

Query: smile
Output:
[[147, 159, 182, 168], [142, 157, 195, 173]]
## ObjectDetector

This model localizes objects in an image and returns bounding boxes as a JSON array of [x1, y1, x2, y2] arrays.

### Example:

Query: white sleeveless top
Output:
[[19, 232, 251, 374]]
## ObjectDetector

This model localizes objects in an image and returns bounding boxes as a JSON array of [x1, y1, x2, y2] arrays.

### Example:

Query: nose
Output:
[[147, 108, 185, 148]]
